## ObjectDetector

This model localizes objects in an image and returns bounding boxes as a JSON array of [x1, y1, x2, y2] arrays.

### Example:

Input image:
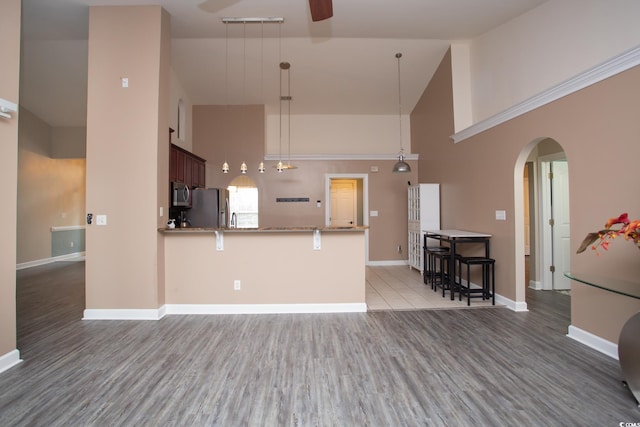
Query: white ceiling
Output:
[[20, 0, 548, 127]]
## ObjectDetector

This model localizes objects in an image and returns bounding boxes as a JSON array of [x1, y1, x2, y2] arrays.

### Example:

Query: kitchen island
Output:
[[161, 226, 367, 314]]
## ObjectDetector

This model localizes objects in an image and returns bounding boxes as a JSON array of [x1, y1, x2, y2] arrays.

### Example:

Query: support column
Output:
[[85, 6, 169, 318]]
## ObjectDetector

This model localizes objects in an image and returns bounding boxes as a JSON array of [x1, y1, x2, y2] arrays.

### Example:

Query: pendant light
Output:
[[240, 22, 248, 174], [276, 61, 285, 173], [281, 60, 297, 171], [275, 22, 286, 172], [221, 17, 284, 174], [222, 22, 230, 173], [258, 21, 266, 173], [392, 52, 411, 173], [275, 61, 297, 172]]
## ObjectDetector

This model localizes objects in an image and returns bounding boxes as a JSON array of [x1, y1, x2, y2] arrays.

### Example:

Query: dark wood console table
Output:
[[565, 272, 640, 407]]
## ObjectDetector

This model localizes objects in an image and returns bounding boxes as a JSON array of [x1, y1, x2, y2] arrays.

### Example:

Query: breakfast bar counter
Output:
[[161, 226, 367, 314]]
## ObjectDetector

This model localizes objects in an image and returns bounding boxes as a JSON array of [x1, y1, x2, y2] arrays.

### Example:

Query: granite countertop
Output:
[[159, 226, 368, 233]]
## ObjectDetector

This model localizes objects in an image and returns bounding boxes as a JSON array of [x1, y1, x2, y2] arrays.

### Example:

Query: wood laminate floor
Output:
[[2, 261, 638, 426]]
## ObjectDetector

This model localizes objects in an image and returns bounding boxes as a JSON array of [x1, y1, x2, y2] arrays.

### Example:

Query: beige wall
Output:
[[17, 108, 86, 264], [85, 6, 169, 310], [51, 126, 86, 158], [0, 0, 20, 363], [192, 105, 417, 262], [165, 231, 365, 305], [414, 49, 640, 342]]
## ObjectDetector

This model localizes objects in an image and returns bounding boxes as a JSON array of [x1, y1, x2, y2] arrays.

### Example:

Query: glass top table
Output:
[[563, 272, 640, 300], [564, 271, 640, 407]]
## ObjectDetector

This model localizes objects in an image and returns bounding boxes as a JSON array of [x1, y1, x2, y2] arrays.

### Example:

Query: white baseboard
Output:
[[83, 303, 367, 319], [82, 308, 163, 320], [164, 303, 367, 315], [0, 349, 22, 374], [528, 280, 543, 290], [367, 260, 408, 266], [567, 325, 618, 360], [17, 252, 85, 270], [494, 293, 528, 312]]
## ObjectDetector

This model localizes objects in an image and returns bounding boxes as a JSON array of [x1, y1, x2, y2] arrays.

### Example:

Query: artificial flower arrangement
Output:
[[577, 213, 640, 255]]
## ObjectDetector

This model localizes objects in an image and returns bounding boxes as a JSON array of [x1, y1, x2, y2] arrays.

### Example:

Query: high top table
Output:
[[424, 229, 492, 300], [565, 272, 640, 407]]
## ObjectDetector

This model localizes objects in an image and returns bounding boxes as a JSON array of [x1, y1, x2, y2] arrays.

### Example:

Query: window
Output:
[[177, 99, 186, 141], [228, 177, 258, 228]]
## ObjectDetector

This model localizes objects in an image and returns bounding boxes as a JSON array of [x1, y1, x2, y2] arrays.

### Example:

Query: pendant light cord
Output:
[[287, 64, 291, 164], [396, 52, 403, 155]]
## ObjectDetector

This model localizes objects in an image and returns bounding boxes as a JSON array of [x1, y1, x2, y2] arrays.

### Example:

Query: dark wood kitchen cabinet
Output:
[[170, 143, 206, 188]]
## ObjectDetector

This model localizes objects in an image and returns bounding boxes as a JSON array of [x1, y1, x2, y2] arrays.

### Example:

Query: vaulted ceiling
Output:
[[20, 0, 548, 127]]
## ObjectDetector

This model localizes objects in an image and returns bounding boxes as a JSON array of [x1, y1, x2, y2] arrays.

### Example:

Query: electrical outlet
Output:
[[234, 280, 241, 290], [96, 215, 107, 225]]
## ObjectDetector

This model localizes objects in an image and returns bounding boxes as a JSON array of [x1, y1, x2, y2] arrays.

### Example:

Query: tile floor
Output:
[[365, 265, 496, 310]]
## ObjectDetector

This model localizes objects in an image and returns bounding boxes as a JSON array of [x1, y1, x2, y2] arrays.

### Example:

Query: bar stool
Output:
[[424, 246, 449, 290], [456, 256, 495, 306]]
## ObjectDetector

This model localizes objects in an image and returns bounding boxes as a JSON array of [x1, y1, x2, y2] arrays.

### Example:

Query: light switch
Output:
[[121, 77, 129, 88], [370, 210, 379, 217], [495, 210, 506, 221], [96, 214, 107, 225]]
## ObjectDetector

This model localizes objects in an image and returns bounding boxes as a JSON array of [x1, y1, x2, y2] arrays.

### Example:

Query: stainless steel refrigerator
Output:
[[185, 188, 229, 228]]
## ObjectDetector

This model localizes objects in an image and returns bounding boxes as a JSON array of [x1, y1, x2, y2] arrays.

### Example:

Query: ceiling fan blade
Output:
[[309, 0, 333, 22]]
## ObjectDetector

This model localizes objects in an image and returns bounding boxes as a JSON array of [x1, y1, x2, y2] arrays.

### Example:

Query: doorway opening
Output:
[[514, 138, 570, 310], [324, 173, 369, 262]]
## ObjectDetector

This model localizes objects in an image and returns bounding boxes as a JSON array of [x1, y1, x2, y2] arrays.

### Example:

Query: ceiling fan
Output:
[[309, 0, 333, 22], [199, 0, 333, 22]]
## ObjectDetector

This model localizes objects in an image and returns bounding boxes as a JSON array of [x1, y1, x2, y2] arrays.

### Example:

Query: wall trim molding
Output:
[[367, 260, 408, 266], [567, 325, 618, 360], [50, 225, 85, 232], [452, 45, 640, 143], [164, 303, 367, 315], [0, 350, 22, 375], [82, 308, 164, 320], [264, 153, 419, 161], [495, 293, 528, 312], [83, 303, 368, 319], [16, 252, 85, 271]]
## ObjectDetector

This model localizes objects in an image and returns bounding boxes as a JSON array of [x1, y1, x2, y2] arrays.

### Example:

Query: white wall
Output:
[[469, 0, 640, 122]]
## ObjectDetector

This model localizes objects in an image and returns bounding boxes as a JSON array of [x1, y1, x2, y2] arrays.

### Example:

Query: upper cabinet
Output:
[[170, 143, 206, 188]]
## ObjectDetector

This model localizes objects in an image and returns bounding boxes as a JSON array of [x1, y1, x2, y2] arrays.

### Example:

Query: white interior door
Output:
[[551, 160, 571, 290], [330, 180, 356, 227]]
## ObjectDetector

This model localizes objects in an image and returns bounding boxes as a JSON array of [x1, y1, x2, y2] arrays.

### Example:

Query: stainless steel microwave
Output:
[[172, 182, 191, 207]]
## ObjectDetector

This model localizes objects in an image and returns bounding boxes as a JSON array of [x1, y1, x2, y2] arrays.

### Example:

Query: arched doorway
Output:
[[514, 137, 570, 309]]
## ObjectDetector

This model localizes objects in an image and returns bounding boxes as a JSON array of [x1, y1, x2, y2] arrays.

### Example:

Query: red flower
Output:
[[605, 212, 629, 229], [577, 213, 640, 254]]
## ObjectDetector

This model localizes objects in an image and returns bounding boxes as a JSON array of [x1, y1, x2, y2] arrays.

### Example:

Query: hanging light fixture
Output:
[[275, 61, 296, 172], [276, 61, 285, 173], [275, 22, 286, 172], [222, 22, 230, 174], [258, 21, 266, 174], [281, 60, 296, 171], [392, 52, 411, 173], [239, 22, 248, 174], [220, 17, 284, 174]]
